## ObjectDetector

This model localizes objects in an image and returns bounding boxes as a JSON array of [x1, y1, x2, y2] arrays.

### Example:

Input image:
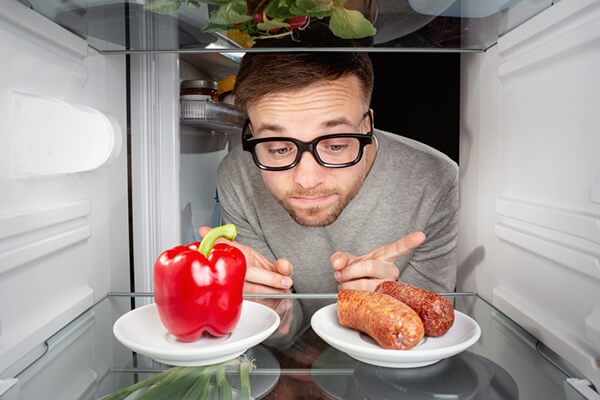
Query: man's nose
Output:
[[292, 151, 326, 189]]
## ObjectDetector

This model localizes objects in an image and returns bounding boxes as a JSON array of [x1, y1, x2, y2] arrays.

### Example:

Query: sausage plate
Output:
[[311, 303, 481, 368]]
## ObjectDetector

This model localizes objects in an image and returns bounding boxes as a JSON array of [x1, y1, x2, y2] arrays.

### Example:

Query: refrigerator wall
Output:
[[0, 1, 130, 396], [458, 0, 600, 388], [129, 51, 242, 294]]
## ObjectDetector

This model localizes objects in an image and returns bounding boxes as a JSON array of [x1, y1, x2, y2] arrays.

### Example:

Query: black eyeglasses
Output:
[[241, 111, 374, 171]]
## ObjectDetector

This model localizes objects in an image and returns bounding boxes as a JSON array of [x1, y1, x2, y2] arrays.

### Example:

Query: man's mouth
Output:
[[290, 194, 334, 206]]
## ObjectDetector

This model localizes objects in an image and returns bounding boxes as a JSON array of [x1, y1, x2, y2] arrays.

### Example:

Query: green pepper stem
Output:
[[198, 224, 237, 257]]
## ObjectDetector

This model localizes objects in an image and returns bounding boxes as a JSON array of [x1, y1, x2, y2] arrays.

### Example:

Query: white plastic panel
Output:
[[130, 53, 181, 294], [9, 311, 98, 400], [459, 0, 600, 388], [10, 92, 122, 178], [0, 0, 129, 383]]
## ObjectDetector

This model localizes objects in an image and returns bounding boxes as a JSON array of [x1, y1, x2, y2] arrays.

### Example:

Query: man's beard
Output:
[[275, 182, 363, 227]]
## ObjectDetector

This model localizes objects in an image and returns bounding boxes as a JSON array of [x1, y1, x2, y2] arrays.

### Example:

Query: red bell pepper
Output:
[[153, 224, 246, 342]]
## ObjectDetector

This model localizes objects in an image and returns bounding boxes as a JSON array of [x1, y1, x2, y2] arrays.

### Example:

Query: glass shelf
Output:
[[19, 0, 555, 53], [6, 292, 588, 400]]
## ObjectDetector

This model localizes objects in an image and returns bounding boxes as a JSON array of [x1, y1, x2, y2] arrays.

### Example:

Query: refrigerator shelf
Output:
[[180, 99, 246, 135], [21, 1, 555, 53]]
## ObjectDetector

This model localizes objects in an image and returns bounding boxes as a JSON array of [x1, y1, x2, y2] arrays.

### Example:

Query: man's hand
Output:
[[330, 232, 426, 292], [198, 226, 294, 333]]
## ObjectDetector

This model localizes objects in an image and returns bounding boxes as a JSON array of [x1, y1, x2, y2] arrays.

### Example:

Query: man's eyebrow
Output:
[[321, 117, 355, 128], [253, 123, 283, 134], [254, 116, 356, 133]]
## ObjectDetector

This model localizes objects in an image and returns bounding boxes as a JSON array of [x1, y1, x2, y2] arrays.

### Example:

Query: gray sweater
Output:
[[218, 129, 458, 341]]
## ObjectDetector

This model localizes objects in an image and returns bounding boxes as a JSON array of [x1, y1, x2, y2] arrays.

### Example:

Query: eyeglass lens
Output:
[[254, 137, 362, 168]]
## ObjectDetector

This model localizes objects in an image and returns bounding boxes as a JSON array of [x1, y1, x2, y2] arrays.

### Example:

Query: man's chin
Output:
[[286, 206, 340, 227]]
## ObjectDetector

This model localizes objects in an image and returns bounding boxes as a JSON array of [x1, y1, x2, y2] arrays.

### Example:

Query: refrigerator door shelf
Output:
[[180, 99, 246, 135], [10, 92, 122, 179]]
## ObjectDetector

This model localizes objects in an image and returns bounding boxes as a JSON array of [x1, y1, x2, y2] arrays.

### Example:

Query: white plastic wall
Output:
[[458, 0, 600, 388], [0, 0, 129, 394]]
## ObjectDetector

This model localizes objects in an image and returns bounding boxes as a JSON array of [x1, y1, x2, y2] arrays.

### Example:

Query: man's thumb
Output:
[[198, 226, 212, 238]]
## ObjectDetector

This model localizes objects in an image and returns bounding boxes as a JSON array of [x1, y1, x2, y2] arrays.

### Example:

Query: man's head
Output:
[[234, 30, 376, 227], [234, 51, 374, 114]]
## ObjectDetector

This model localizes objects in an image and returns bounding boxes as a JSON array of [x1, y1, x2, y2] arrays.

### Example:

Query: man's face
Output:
[[246, 75, 376, 227]]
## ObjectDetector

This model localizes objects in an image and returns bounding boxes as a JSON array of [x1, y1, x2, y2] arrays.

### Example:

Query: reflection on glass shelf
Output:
[[19, 0, 555, 53], [312, 347, 519, 400]]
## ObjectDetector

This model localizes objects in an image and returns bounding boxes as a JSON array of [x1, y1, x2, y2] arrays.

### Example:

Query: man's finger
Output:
[[330, 251, 354, 271], [245, 267, 293, 290], [198, 225, 233, 247], [275, 258, 293, 277], [335, 260, 399, 283], [337, 278, 384, 292], [366, 232, 426, 262], [198, 226, 213, 238], [243, 281, 291, 295]]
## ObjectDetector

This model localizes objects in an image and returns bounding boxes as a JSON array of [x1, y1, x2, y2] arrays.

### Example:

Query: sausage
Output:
[[337, 289, 424, 350], [374, 281, 455, 337]]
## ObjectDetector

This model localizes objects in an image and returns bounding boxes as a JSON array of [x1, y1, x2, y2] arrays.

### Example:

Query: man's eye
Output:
[[329, 144, 346, 152], [269, 146, 292, 156], [268, 142, 296, 157]]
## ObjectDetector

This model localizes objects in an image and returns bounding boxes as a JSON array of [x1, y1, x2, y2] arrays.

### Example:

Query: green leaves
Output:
[[329, 5, 376, 39], [264, 0, 297, 19], [293, 0, 333, 17], [144, 0, 185, 14], [209, 0, 253, 25], [257, 18, 291, 31], [144, 0, 376, 40]]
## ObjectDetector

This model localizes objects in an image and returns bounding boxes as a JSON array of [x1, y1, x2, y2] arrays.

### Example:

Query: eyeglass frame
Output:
[[241, 110, 374, 171]]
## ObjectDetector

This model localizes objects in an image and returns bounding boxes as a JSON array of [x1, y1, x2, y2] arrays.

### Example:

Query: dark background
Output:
[[369, 52, 460, 164]]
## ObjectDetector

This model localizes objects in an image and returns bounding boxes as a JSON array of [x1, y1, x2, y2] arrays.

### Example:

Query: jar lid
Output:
[[181, 79, 218, 91]]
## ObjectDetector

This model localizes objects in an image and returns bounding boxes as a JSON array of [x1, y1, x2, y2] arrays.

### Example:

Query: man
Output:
[[199, 37, 458, 338]]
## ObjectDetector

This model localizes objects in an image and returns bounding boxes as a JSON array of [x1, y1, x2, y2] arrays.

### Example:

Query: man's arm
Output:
[[399, 178, 458, 293], [331, 172, 458, 293]]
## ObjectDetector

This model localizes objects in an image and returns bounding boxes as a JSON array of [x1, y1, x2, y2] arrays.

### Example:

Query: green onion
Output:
[[100, 355, 255, 400], [100, 367, 177, 400], [238, 356, 255, 400], [180, 369, 211, 400], [216, 365, 233, 400]]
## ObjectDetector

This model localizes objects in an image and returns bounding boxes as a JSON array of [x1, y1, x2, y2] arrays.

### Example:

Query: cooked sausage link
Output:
[[375, 281, 455, 337], [337, 290, 424, 350]]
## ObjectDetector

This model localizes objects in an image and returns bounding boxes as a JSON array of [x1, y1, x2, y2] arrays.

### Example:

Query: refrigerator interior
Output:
[[1, 0, 599, 398], [178, 54, 242, 245], [0, 1, 131, 397]]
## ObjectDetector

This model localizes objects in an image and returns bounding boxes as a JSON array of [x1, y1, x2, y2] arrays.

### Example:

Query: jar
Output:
[[217, 75, 236, 105], [180, 79, 218, 101]]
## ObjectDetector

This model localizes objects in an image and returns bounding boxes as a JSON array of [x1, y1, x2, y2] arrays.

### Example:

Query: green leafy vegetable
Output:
[[209, 0, 253, 25], [144, 0, 376, 41], [329, 6, 376, 39], [145, 0, 185, 14]]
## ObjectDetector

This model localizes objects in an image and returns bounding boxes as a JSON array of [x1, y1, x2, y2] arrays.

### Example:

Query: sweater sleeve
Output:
[[217, 162, 277, 263], [399, 170, 458, 293]]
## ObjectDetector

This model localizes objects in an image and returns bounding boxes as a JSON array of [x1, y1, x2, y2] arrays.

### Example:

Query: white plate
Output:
[[113, 301, 280, 366], [311, 304, 481, 368]]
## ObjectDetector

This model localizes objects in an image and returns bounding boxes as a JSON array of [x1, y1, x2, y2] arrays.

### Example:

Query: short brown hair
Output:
[[233, 21, 374, 112]]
